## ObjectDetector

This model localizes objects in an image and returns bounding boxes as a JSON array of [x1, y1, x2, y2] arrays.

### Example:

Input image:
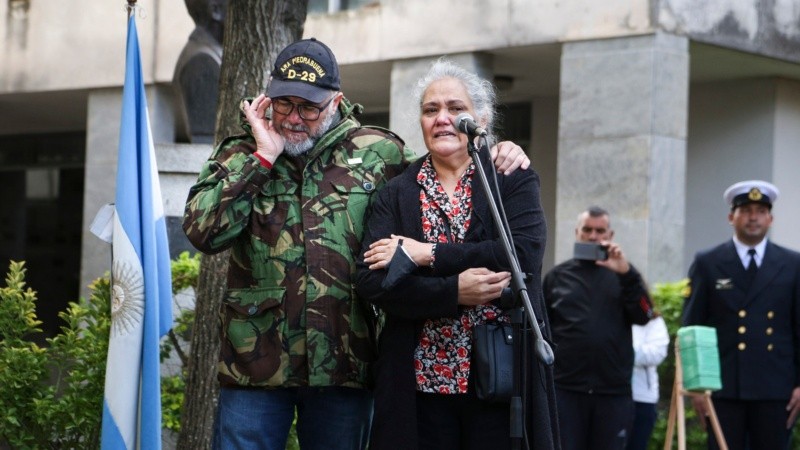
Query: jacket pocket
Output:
[[331, 169, 382, 203], [329, 166, 385, 239], [224, 286, 286, 317], [255, 180, 298, 247]]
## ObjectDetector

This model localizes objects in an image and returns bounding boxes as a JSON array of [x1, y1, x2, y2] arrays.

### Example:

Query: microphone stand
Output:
[[467, 136, 554, 450]]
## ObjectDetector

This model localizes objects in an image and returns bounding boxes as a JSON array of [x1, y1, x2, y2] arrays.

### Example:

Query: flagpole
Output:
[[101, 3, 173, 448]]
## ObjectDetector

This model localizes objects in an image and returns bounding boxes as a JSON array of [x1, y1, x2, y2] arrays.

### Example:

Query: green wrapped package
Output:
[[678, 325, 722, 391]]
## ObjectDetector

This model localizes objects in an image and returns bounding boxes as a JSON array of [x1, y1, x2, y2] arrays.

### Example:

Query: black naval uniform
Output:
[[683, 239, 800, 450]]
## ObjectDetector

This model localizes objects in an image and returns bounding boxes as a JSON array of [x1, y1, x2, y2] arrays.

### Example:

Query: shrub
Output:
[[648, 278, 707, 449], [0, 252, 200, 448], [160, 252, 201, 433], [0, 261, 109, 449]]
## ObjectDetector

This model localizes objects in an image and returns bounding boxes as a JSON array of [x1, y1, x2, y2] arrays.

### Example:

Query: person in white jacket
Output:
[[627, 314, 670, 450]]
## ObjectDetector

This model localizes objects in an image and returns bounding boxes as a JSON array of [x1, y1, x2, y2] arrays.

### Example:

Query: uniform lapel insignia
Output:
[[715, 278, 733, 290]]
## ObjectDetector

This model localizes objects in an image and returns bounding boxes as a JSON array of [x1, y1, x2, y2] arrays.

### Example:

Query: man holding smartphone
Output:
[[543, 205, 654, 450]]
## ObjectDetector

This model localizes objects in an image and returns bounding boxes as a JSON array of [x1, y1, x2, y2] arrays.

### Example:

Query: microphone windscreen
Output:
[[455, 112, 475, 133]]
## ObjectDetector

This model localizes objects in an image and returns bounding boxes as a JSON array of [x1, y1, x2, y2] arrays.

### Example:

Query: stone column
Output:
[[80, 87, 122, 298], [532, 97, 559, 273], [556, 32, 689, 283], [770, 79, 800, 251], [389, 53, 494, 156], [79, 84, 185, 298]]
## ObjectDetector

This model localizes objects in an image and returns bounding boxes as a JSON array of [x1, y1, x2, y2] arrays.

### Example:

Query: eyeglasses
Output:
[[271, 94, 337, 121]]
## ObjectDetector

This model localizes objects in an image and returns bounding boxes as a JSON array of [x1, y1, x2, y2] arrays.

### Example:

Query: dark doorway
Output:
[[0, 132, 85, 342]]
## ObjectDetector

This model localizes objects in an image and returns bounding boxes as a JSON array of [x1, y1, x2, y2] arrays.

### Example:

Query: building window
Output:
[[26, 169, 59, 200], [309, 0, 377, 14], [496, 103, 532, 150]]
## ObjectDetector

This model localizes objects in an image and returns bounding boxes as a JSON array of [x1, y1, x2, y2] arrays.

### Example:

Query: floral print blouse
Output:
[[413, 155, 506, 394]]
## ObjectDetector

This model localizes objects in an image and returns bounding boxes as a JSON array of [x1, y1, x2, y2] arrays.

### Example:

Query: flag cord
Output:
[[126, 0, 137, 18]]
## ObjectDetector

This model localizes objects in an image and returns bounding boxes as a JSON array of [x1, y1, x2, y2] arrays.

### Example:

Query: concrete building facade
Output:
[[2, 0, 799, 336]]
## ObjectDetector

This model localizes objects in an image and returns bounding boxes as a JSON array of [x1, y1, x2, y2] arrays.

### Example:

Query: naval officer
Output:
[[683, 179, 800, 450]]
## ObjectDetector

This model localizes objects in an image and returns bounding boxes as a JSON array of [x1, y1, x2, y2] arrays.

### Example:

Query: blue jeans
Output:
[[213, 386, 373, 450]]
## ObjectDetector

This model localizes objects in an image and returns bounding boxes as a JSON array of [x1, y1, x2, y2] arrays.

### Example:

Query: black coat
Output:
[[543, 260, 652, 394], [683, 239, 800, 400], [355, 152, 559, 450]]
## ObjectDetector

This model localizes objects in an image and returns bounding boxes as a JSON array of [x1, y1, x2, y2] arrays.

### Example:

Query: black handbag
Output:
[[472, 320, 515, 402]]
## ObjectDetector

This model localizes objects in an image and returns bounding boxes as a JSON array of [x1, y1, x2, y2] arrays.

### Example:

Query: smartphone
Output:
[[573, 242, 609, 261]]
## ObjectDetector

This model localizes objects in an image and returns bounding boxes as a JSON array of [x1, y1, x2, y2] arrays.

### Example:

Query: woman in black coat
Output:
[[355, 59, 559, 450]]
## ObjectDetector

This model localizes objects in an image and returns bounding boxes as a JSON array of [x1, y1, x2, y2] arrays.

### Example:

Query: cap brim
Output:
[[733, 199, 772, 208], [267, 79, 330, 103]]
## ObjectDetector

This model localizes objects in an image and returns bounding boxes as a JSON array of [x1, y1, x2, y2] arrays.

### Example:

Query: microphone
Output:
[[454, 113, 487, 137]]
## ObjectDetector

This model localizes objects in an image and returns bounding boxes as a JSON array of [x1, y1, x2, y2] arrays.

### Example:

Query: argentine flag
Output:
[[101, 14, 173, 450]]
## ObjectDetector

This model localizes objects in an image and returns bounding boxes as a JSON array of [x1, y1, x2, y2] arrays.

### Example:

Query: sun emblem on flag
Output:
[[110, 259, 145, 338]]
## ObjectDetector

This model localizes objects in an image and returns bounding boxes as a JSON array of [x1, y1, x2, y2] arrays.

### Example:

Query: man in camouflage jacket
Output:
[[183, 38, 530, 450], [184, 94, 409, 391]]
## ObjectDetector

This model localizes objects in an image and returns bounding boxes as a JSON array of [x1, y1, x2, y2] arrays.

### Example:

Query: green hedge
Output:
[[0, 253, 199, 448], [648, 279, 706, 449], [0, 261, 110, 449]]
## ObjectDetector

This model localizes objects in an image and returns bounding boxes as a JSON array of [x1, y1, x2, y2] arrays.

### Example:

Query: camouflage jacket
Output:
[[183, 98, 415, 388]]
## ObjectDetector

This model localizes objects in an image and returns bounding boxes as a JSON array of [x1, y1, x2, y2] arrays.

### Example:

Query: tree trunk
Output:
[[176, 3, 308, 449], [174, 252, 228, 450]]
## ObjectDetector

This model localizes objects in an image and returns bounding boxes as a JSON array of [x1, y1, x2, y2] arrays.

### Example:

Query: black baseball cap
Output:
[[267, 38, 341, 103]]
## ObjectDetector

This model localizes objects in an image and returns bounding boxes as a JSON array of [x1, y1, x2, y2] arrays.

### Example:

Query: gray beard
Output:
[[282, 110, 340, 157]]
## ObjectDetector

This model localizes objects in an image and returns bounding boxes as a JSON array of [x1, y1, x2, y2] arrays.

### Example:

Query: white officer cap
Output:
[[723, 180, 779, 210]]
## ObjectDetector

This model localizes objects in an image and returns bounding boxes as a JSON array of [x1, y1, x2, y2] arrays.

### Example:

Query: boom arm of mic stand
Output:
[[468, 139, 554, 366]]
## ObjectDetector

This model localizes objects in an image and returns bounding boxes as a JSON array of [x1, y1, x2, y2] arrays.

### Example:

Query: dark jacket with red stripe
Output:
[[543, 260, 653, 395]]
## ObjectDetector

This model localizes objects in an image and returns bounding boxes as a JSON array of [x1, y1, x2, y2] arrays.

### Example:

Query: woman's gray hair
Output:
[[414, 58, 498, 139]]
